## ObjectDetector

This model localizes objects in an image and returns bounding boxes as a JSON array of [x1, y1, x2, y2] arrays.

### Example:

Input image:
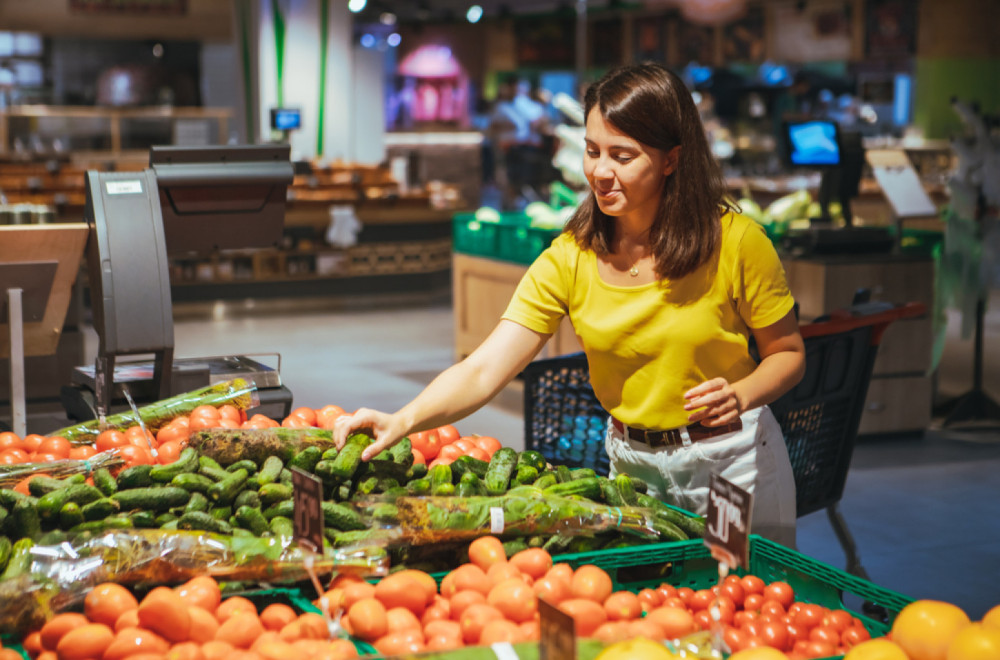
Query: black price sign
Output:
[[538, 598, 575, 660], [704, 472, 753, 570], [291, 467, 324, 553]]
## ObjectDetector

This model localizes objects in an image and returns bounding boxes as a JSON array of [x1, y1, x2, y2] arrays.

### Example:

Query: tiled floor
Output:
[[17, 289, 1000, 620]]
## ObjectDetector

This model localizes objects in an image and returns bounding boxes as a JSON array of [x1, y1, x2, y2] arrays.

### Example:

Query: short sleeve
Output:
[[501, 235, 572, 335], [733, 221, 795, 329]]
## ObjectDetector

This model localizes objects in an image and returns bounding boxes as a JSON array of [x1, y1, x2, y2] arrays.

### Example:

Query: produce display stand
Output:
[[522, 301, 926, 580], [0, 223, 89, 436]]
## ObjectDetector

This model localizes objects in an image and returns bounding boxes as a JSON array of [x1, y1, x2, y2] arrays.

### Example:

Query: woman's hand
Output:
[[683, 377, 745, 426], [332, 408, 410, 462]]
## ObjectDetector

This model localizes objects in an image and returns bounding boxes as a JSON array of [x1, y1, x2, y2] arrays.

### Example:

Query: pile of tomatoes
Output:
[[21, 576, 358, 660]]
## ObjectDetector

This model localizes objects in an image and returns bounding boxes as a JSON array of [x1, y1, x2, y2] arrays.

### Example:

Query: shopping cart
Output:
[[522, 300, 927, 577]]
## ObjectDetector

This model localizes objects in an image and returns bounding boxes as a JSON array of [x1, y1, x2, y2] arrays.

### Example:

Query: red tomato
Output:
[[472, 436, 503, 456], [723, 626, 750, 653], [218, 404, 242, 423], [437, 444, 463, 462], [423, 432, 443, 460], [32, 452, 62, 463], [96, 430, 129, 452], [675, 587, 695, 607], [744, 593, 765, 611], [316, 404, 347, 429], [719, 576, 745, 606], [409, 431, 431, 456], [821, 609, 854, 633], [286, 406, 317, 426], [118, 445, 153, 466], [21, 434, 45, 453], [759, 619, 789, 651], [0, 432, 24, 452], [841, 624, 871, 648], [156, 424, 188, 446], [786, 622, 810, 647], [437, 425, 461, 445], [793, 603, 827, 630], [809, 625, 841, 646], [733, 611, 758, 628], [453, 439, 476, 455], [740, 575, 766, 596], [69, 445, 97, 460], [688, 589, 714, 612], [709, 595, 736, 625], [0, 449, 27, 464], [466, 447, 490, 462], [38, 436, 71, 459], [156, 441, 184, 465], [411, 448, 426, 465], [760, 600, 787, 619], [762, 581, 794, 609], [693, 610, 712, 630]]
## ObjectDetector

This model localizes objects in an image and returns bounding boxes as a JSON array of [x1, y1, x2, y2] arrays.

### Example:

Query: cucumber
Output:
[[502, 538, 529, 558], [532, 472, 558, 490], [506, 485, 543, 498], [406, 463, 428, 480], [428, 463, 453, 489], [184, 492, 210, 514], [599, 477, 626, 506], [227, 459, 259, 475], [517, 450, 547, 472], [116, 464, 154, 489], [37, 484, 102, 521], [278, 468, 293, 486], [542, 477, 601, 500], [328, 529, 382, 548], [258, 483, 293, 507], [555, 465, 573, 484], [171, 472, 215, 494], [329, 434, 370, 481], [198, 455, 223, 471], [269, 516, 294, 537], [257, 456, 284, 485], [68, 517, 132, 534], [336, 483, 353, 501], [484, 447, 517, 495], [630, 475, 649, 494], [613, 473, 639, 506], [233, 490, 261, 510], [0, 536, 11, 574], [28, 476, 72, 497], [542, 534, 574, 554], [111, 486, 191, 512], [235, 505, 270, 536], [451, 455, 489, 480], [232, 528, 254, 538], [651, 517, 689, 542], [177, 511, 233, 535], [407, 478, 431, 496], [1, 538, 34, 579], [160, 520, 179, 531], [0, 490, 35, 509], [149, 447, 200, 482], [58, 502, 84, 529], [571, 468, 597, 481], [313, 460, 338, 485], [210, 506, 232, 521], [432, 482, 455, 496], [81, 497, 120, 521], [92, 468, 118, 496], [371, 503, 398, 523], [207, 468, 248, 505], [130, 511, 158, 528], [320, 447, 339, 461], [636, 493, 706, 538], [263, 500, 295, 521], [513, 465, 539, 486], [387, 437, 413, 468], [321, 501, 366, 531], [355, 476, 379, 497], [455, 481, 477, 498], [459, 471, 484, 493], [199, 465, 231, 482]]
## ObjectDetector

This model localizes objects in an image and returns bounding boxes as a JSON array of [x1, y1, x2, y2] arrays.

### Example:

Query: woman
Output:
[[334, 63, 805, 546]]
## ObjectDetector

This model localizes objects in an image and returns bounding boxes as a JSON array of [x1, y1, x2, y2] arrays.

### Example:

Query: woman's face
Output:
[[583, 109, 676, 225]]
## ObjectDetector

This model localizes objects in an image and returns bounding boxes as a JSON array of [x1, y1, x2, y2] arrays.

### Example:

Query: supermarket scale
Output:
[[60, 145, 297, 423]]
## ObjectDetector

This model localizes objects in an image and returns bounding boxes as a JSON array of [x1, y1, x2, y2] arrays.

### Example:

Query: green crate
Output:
[[554, 535, 913, 639], [453, 212, 562, 265], [234, 587, 377, 656]]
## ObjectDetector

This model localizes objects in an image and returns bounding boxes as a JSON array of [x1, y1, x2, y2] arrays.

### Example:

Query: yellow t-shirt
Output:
[[502, 211, 795, 430]]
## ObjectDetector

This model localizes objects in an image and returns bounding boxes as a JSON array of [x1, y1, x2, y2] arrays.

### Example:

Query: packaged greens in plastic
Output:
[[50, 378, 259, 445], [366, 494, 676, 545], [0, 449, 125, 489], [0, 527, 388, 636]]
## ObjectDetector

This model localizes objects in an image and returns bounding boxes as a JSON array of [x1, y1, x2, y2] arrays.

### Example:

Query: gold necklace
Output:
[[624, 248, 641, 277]]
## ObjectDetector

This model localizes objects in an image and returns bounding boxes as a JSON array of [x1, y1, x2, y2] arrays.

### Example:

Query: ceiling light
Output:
[[387, 33, 401, 47], [348, 0, 366, 13], [380, 12, 397, 25], [360, 33, 376, 48], [467, 5, 483, 23]]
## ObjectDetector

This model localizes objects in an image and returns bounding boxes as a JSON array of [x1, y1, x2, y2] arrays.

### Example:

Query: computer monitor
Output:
[[150, 145, 294, 255], [781, 119, 842, 168], [270, 108, 301, 131]]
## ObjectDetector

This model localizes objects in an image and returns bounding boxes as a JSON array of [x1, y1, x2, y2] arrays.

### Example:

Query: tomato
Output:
[[118, 445, 153, 466], [841, 624, 871, 648], [155, 441, 184, 465], [69, 445, 97, 460], [0, 449, 28, 464], [798, 639, 836, 658], [809, 625, 841, 646], [38, 436, 71, 459], [32, 452, 62, 463], [740, 575, 766, 596], [719, 576, 746, 606], [785, 622, 810, 647], [156, 423, 188, 446], [0, 432, 24, 452], [688, 589, 715, 612], [822, 609, 855, 633], [724, 626, 750, 653], [411, 448, 426, 465], [466, 446, 491, 462], [744, 593, 765, 611], [286, 406, 317, 426], [453, 439, 476, 454], [793, 603, 827, 630], [759, 619, 790, 651], [693, 610, 712, 630], [408, 431, 430, 456], [437, 425, 461, 445], [472, 435, 503, 456], [762, 581, 794, 609], [734, 611, 759, 628], [709, 595, 736, 625], [676, 587, 695, 607], [21, 434, 45, 453], [760, 600, 787, 619], [218, 404, 242, 423], [437, 444, 463, 462]]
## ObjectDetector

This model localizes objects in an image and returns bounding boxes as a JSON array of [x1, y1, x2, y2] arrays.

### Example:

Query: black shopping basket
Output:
[[522, 301, 926, 576]]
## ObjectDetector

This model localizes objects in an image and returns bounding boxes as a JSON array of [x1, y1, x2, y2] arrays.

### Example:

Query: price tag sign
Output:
[[538, 598, 575, 660], [292, 467, 325, 553], [704, 472, 753, 570]]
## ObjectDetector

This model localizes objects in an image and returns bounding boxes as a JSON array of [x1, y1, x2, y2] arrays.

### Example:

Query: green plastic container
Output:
[[553, 534, 913, 657], [453, 212, 562, 265]]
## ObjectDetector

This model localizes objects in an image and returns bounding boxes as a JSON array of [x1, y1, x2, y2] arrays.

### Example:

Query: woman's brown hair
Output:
[[564, 63, 733, 280]]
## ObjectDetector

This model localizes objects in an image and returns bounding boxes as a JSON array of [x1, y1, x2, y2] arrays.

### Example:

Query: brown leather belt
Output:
[[611, 417, 743, 448]]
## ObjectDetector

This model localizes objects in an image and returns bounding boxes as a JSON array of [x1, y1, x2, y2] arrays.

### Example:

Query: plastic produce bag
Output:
[[371, 494, 670, 546], [0, 449, 124, 489], [49, 378, 259, 445], [0, 528, 388, 636]]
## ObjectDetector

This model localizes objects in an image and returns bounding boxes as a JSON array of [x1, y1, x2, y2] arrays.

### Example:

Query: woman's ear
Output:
[[663, 146, 682, 176]]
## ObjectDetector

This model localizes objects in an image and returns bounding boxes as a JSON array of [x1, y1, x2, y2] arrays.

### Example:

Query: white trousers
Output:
[[606, 406, 798, 548]]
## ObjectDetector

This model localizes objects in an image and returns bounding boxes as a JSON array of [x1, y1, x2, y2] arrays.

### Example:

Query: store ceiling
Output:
[[354, 0, 626, 24]]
